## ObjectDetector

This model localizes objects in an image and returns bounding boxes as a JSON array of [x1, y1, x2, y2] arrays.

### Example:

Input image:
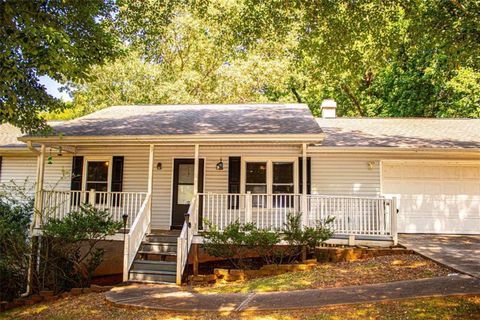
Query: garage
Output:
[[382, 161, 480, 234]]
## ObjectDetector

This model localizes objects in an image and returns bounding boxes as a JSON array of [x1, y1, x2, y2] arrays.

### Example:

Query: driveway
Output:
[[399, 234, 480, 279]]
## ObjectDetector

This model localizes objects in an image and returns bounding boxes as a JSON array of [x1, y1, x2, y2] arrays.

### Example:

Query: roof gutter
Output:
[[19, 133, 326, 145], [308, 146, 480, 154]]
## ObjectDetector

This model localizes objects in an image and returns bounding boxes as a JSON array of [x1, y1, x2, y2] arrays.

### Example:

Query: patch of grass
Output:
[[191, 254, 450, 294], [1, 293, 479, 320]]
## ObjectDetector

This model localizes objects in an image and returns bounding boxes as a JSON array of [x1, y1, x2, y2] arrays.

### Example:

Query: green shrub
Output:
[[283, 212, 334, 262], [38, 205, 122, 293], [203, 220, 257, 269], [203, 213, 334, 268], [0, 183, 34, 301]]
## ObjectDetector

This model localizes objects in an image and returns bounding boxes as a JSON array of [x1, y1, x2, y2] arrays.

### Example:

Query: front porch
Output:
[[37, 187, 398, 285], [30, 142, 397, 285]]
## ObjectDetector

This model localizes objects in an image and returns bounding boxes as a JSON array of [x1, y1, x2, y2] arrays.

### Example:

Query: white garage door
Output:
[[382, 161, 480, 234]]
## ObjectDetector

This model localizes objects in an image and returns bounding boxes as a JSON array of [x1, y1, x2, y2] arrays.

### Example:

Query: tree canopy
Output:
[[4, 0, 480, 130], [0, 0, 120, 132]]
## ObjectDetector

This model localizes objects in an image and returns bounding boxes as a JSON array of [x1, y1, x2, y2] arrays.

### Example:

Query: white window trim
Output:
[[240, 157, 298, 195], [82, 156, 113, 192]]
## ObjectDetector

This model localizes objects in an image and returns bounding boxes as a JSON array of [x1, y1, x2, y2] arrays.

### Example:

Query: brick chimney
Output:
[[321, 99, 337, 118]]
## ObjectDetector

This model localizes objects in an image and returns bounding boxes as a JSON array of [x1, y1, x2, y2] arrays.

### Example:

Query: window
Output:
[[244, 160, 296, 208], [273, 162, 294, 194], [177, 163, 194, 205], [246, 162, 267, 207], [85, 160, 110, 204], [245, 162, 267, 194], [273, 162, 294, 208]]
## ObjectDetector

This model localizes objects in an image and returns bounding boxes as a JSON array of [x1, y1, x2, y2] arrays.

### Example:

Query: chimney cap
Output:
[[321, 99, 337, 109]]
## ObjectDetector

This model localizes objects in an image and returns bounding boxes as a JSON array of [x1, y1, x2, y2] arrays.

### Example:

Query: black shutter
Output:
[[71, 156, 84, 206], [71, 156, 84, 191], [228, 157, 241, 209], [298, 157, 311, 194], [111, 156, 124, 192], [0, 156, 2, 181], [111, 156, 124, 207]]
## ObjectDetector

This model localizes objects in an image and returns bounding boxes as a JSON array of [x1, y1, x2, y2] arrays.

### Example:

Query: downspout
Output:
[[21, 141, 41, 297]]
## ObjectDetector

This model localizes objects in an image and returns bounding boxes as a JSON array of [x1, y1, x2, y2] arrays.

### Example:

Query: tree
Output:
[[58, 0, 479, 119], [0, 0, 120, 133], [67, 2, 296, 114]]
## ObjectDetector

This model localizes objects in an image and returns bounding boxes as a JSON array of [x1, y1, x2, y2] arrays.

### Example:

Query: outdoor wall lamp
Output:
[[216, 158, 224, 170], [367, 161, 378, 170], [156, 162, 162, 170]]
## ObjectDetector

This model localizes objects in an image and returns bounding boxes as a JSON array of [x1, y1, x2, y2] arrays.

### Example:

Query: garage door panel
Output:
[[382, 161, 480, 234], [400, 216, 480, 233]]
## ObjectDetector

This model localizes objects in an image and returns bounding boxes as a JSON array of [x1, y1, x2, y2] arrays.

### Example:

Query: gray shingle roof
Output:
[[316, 118, 480, 149], [45, 104, 323, 137]]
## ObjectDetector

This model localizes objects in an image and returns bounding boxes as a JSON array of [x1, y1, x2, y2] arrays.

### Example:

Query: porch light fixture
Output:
[[367, 161, 377, 170], [57, 146, 63, 156], [216, 158, 224, 171], [122, 214, 129, 234], [156, 162, 162, 170], [184, 213, 191, 228], [47, 149, 53, 165]]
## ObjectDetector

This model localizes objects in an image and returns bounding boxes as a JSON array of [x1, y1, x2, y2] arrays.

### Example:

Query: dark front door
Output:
[[171, 159, 204, 228]]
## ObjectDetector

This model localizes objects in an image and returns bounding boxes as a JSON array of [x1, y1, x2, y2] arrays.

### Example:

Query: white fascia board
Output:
[[308, 146, 480, 154], [19, 133, 325, 145]]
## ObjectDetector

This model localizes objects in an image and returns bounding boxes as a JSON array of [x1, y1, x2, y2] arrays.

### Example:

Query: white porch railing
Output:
[[197, 192, 397, 239], [123, 194, 151, 281], [176, 196, 198, 285], [200, 192, 302, 231], [38, 189, 148, 228], [307, 195, 397, 237]]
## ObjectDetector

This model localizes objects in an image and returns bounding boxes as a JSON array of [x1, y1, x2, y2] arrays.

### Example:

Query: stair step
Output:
[[146, 235, 178, 243], [137, 250, 177, 256], [141, 242, 177, 253], [129, 270, 176, 283], [132, 260, 177, 272]]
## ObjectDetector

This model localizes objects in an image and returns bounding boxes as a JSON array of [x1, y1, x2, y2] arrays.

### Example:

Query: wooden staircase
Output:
[[128, 231, 180, 283]]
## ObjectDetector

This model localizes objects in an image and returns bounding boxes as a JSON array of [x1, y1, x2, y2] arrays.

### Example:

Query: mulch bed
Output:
[[189, 254, 452, 293]]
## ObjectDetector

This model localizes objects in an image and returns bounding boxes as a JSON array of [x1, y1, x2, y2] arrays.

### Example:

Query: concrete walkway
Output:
[[105, 275, 480, 312], [399, 234, 480, 279]]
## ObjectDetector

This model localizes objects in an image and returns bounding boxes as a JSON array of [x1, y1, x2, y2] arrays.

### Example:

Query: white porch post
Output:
[[193, 144, 199, 196], [301, 143, 308, 228], [391, 197, 398, 245], [147, 144, 154, 233], [193, 144, 199, 232], [33, 144, 46, 229]]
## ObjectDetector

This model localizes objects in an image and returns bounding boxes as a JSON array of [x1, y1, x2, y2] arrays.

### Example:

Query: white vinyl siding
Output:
[[310, 154, 381, 196], [0, 156, 37, 192], [68, 145, 302, 230], [0, 155, 71, 194]]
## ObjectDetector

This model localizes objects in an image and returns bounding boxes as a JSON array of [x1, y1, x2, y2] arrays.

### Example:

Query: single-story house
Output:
[[1, 101, 479, 284]]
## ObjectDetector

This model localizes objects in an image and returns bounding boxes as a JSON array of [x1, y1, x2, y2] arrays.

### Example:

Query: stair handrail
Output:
[[123, 193, 151, 282], [176, 196, 197, 284]]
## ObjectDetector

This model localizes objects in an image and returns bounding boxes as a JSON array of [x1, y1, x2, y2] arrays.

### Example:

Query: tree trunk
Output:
[[340, 83, 364, 116]]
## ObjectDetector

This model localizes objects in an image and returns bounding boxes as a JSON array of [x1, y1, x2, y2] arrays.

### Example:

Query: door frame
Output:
[[170, 158, 205, 229]]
